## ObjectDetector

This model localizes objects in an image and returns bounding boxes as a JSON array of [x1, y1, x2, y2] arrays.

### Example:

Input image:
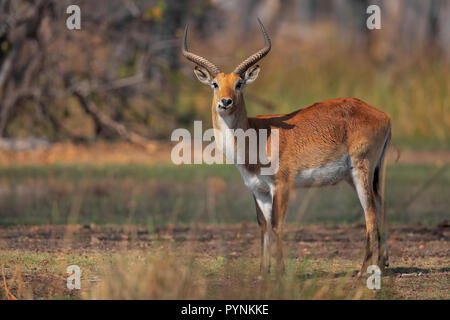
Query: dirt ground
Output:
[[1, 222, 449, 258], [1, 222, 449, 299]]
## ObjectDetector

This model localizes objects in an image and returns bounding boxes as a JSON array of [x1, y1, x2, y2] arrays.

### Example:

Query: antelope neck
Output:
[[212, 100, 249, 132]]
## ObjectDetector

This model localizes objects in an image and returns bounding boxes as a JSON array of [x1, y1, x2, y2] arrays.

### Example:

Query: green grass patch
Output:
[[0, 163, 448, 225]]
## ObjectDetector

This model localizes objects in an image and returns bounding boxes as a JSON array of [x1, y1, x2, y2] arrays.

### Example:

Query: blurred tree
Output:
[[0, 0, 448, 145]]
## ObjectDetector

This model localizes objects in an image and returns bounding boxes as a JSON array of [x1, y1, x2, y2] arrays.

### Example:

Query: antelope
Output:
[[182, 19, 391, 276]]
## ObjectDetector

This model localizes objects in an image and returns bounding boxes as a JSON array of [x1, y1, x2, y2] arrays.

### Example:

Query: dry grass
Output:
[[1, 248, 447, 300], [1, 223, 448, 300], [0, 248, 379, 300]]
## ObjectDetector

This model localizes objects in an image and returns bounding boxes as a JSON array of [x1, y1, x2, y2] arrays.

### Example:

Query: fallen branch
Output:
[[73, 90, 149, 148]]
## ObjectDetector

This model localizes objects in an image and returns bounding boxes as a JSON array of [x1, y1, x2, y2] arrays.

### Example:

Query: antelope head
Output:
[[182, 19, 271, 116]]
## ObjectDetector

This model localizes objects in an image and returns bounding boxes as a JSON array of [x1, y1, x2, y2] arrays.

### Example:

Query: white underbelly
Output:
[[295, 154, 351, 188]]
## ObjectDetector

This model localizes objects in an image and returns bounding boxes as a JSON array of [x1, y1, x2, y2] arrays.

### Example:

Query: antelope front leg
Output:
[[253, 193, 272, 273], [272, 185, 290, 274]]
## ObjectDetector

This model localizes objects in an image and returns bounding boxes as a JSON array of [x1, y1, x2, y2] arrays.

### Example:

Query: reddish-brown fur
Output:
[[184, 19, 391, 275], [207, 71, 391, 275]]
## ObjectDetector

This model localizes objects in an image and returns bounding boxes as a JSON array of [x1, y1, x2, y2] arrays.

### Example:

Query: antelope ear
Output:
[[243, 65, 260, 84], [193, 66, 213, 85]]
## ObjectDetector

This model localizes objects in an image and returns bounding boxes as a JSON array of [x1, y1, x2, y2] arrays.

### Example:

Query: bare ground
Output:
[[1, 222, 448, 257]]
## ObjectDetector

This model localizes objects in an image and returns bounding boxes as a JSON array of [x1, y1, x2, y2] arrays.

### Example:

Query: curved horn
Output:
[[182, 24, 220, 77], [233, 18, 271, 76]]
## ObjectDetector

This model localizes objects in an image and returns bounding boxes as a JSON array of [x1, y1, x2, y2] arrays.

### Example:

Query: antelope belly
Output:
[[295, 154, 351, 188]]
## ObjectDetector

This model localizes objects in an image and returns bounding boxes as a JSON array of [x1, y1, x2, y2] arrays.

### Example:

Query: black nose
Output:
[[221, 98, 233, 106]]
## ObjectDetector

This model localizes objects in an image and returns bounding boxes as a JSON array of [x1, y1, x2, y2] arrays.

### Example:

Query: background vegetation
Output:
[[0, 0, 448, 148]]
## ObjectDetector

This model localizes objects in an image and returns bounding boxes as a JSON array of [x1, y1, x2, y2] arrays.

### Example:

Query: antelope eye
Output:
[[235, 81, 242, 90], [212, 82, 219, 89]]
